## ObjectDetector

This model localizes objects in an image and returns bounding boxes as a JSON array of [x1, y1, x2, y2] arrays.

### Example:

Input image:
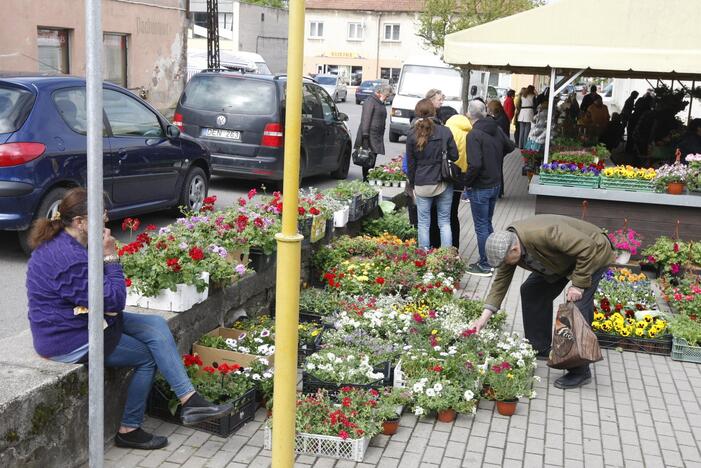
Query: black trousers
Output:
[[520, 266, 607, 374], [408, 190, 460, 249]]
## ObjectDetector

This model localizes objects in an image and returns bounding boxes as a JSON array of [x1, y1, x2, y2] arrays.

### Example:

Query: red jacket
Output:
[[503, 96, 515, 121]]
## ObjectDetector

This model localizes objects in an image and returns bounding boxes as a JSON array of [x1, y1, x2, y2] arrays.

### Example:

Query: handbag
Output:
[[439, 135, 461, 184], [352, 146, 376, 169], [547, 302, 603, 369]]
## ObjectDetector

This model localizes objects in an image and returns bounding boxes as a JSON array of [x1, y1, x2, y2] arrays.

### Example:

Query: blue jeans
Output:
[[468, 185, 501, 268], [415, 184, 453, 249], [106, 312, 194, 428]]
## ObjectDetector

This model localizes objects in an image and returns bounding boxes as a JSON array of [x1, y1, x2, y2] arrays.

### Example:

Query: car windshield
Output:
[[316, 76, 337, 85], [182, 75, 276, 115], [398, 65, 462, 101], [0, 86, 35, 134]]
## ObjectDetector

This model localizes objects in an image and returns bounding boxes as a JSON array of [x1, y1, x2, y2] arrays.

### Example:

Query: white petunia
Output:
[[530, 390, 537, 399], [252, 374, 261, 381], [414, 406, 425, 416], [464, 390, 474, 401], [433, 383, 443, 392], [412, 382, 425, 393], [425, 388, 436, 397]]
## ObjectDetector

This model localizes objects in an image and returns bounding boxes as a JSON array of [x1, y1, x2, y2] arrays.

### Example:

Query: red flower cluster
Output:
[[432, 365, 443, 373], [121, 217, 141, 232], [217, 363, 242, 375], [201, 196, 217, 212], [491, 361, 512, 374], [136, 232, 151, 245], [118, 241, 144, 256], [236, 214, 249, 232], [298, 207, 306, 216], [324, 272, 341, 289], [146, 224, 157, 231], [375, 277, 385, 285], [309, 207, 320, 216], [183, 354, 203, 367], [189, 247, 204, 261], [461, 328, 477, 338], [167, 257, 182, 272], [124, 278, 132, 287], [248, 188, 257, 199]]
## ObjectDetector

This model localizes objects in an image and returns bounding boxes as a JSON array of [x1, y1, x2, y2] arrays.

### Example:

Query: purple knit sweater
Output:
[[26, 231, 126, 358]]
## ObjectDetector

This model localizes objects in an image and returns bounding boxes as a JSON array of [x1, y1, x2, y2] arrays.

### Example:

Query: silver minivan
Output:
[[314, 74, 348, 103]]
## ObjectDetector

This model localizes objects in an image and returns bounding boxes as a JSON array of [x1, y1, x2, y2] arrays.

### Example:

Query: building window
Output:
[[347, 22, 363, 41], [309, 21, 324, 39], [103, 33, 128, 87], [37, 28, 70, 74], [380, 67, 401, 84], [383, 23, 400, 42]]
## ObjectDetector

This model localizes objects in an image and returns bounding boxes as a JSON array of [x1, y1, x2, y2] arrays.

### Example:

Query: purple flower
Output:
[[235, 263, 247, 275], [179, 242, 188, 250]]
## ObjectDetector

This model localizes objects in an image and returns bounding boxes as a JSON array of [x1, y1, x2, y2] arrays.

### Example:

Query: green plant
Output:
[[641, 236, 687, 274], [361, 209, 416, 240], [550, 150, 596, 165], [299, 288, 343, 316], [668, 314, 701, 346], [593, 143, 611, 160], [484, 362, 537, 401], [375, 388, 412, 421]]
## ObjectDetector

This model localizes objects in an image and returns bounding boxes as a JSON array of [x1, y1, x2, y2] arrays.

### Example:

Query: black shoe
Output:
[[114, 428, 168, 450], [553, 370, 592, 389], [180, 397, 234, 426], [466, 262, 493, 277], [536, 348, 551, 360]]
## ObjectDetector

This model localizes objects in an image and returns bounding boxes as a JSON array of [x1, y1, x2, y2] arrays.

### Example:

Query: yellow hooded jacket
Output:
[[445, 114, 472, 172]]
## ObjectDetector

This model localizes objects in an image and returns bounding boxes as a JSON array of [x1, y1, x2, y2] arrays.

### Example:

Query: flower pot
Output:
[[381, 419, 400, 435], [667, 182, 686, 195], [615, 250, 632, 265], [496, 399, 518, 416], [126, 272, 209, 312], [399, 181, 407, 188], [436, 408, 457, 423]]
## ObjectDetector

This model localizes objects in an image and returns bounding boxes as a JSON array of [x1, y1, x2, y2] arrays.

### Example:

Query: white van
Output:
[[389, 55, 489, 142]]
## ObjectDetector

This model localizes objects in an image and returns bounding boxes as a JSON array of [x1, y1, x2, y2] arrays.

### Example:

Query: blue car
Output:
[[0, 74, 212, 253]]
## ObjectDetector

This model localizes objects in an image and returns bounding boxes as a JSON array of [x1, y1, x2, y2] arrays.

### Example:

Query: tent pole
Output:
[[688, 80, 695, 123], [86, 0, 104, 466], [552, 69, 584, 95], [543, 67, 556, 164], [461, 67, 471, 113]]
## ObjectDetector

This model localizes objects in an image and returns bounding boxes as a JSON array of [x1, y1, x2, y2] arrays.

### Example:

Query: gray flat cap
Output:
[[486, 231, 518, 268]]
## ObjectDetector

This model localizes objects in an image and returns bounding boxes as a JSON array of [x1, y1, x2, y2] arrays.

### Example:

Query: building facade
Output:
[[304, 0, 429, 83], [188, 0, 289, 74], [0, 0, 189, 112]]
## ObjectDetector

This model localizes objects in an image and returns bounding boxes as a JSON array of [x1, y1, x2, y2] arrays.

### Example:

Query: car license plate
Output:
[[204, 128, 241, 141]]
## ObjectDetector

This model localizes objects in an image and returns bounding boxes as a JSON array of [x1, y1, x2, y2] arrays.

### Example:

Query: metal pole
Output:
[[543, 67, 556, 163], [271, 0, 304, 466], [86, 0, 105, 466], [689, 80, 695, 124]]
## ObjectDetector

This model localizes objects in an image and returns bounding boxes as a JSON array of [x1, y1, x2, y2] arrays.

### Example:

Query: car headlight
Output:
[[392, 108, 402, 117]]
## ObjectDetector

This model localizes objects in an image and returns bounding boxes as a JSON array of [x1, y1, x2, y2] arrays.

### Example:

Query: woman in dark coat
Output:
[[355, 84, 391, 181], [487, 100, 511, 197]]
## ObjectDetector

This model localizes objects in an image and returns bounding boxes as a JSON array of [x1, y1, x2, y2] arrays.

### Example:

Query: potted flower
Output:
[[375, 388, 410, 435], [653, 161, 689, 194], [686, 154, 701, 193], [607, 225, 642, 264], [408, 375, 478, 422], [485, 361, 538, 416]]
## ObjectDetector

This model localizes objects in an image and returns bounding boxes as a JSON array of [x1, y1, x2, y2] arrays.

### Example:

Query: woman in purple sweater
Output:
[[26, 188, 231, 450]]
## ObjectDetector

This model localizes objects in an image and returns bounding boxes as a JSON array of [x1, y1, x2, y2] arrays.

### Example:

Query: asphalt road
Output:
[[0, 100, 406, 340]]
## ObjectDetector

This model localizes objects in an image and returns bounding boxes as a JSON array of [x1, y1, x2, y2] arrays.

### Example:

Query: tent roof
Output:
[[443, 0, 701, 80]]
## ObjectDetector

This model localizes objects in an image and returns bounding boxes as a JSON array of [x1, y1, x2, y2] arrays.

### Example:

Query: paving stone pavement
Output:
[[106, 155, 701, 467]]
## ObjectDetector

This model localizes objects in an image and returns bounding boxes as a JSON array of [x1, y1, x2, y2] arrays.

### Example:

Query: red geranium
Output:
[[432, 365, 443, 372], [203, 366, 216, 374], [189, 247, 205, 261], [183, 354, 203, 367], [298, 207, 306, 216], [375, 277, 385, 285], [124, 278, 132, 287], [236, 214, 249, 232], [145, 224, 157, 231], [121, 217, 141, 232], [166, 257, 182, 272], [238, 198, 247, 207], [338, 430, 349, 440], [309, 207, 320, 216], [248, 188, 257, 199]]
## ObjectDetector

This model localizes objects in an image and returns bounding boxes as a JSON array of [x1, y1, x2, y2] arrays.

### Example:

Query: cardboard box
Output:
[[192, 327, 275, 369]]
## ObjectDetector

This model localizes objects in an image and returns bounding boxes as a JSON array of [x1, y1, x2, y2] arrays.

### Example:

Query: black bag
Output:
[[439, 135, 461, 184], [352, 147, 376, 169]]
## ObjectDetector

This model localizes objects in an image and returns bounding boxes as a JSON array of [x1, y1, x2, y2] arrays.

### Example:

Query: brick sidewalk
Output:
[[105, 155, 701, 468]]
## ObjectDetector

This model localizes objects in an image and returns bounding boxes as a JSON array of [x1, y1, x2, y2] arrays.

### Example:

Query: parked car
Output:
[[314, 74, 348, 103], [355, 79, 395, 105], [0, 74, 212, 253], [174, 71, 352, 184]]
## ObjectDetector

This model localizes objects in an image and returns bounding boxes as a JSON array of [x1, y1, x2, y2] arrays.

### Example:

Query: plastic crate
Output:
[[599, 176, 655, 192], [264, 425, 370, 462], [671, 337, 701, 363], [539, 173, 600, 188], [147, 386, 257, 437], [298, 328, 324, 368], [348, 194, 364, 222], [594, 332, 672, 356], [248, 249, 276, 272]]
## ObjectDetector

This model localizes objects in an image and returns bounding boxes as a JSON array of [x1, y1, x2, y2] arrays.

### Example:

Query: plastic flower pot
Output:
[[381, 418, 400, 435], [615, 250, 632, 265], [496, 399, 518, 416], [436, 408, 457, 423], [667, 182, 685, 195]]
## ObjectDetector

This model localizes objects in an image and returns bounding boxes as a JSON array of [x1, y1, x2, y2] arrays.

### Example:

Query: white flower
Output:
[[263, 372, 273, 379], [517, 359, 525, 367], [464, 390, 475, 401], [530, 390, 537, 399], [252, 373, 261, 381], [533, 375, 542, 382], [254, 337, 263, 344], [425, 388, 436, 397], [440, 352, 448, 357], [225, 338, 238, 350], [414, 406, 425, 416], [412, 382, 425, 393], [433, 383, 443, 392], [239, 346, 250, 354], [258, 358, 269, 366], [326, 352, 336, 361], [260, 329, 271, 338]]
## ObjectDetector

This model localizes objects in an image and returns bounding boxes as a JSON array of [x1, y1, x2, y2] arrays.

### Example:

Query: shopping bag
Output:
[[352, 147, 376, 168], [547, 302, 603, 369]]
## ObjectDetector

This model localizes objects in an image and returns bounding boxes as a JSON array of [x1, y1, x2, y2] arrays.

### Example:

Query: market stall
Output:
[[443, 0, 701, 245]]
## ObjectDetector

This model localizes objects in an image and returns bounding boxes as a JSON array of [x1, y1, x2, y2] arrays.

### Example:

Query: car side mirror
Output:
[[166, 124, 181, 139], [336, 112, 349, 122]]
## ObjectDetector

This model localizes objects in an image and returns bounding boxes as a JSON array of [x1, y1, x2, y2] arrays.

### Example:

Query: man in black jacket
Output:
[[580, 85, 599, 114], [464, 100, 515, 276], [355, 84, 391, 181]]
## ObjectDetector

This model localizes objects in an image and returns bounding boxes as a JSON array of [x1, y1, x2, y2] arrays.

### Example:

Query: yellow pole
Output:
[[271, 0, 304, 466]]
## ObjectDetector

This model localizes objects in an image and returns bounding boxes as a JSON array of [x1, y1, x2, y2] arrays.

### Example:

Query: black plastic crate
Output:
[[594, 332, 672, 356], [301, 360, 390, 398], [322, 218, 335, 244], [348, 194, 364, 222], [298, 329, 325, 367], [148, 386, 257, 437], [249, 249, 276, 272]]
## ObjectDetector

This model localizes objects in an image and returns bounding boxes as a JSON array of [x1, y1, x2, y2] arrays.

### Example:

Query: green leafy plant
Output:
[[668, 314, 701, 347], [299, 288, 343, 316], [362, 209, 416, 240]]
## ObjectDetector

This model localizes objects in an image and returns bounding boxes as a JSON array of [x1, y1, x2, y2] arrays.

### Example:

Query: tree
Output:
[[244, 0, 287, 8], [417, 0, 544, 55]]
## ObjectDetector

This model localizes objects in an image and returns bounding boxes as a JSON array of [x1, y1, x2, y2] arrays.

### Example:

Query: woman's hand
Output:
[[470, 309, 494, 333], [103, 228, 117, 257]]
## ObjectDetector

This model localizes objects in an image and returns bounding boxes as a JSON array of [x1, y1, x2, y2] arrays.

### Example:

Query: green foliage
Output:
[[244, 0, 287, 8], [299, 288, 343, 316], [417, 0, 543, 53], [669, 314, 701, 347], [361, 209, 416, 240]]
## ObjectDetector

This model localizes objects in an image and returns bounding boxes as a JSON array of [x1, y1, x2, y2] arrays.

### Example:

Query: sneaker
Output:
[[466, 262, 493, 277]]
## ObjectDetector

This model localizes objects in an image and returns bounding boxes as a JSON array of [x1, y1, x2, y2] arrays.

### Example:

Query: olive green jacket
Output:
[[484, 215, 614, 311]]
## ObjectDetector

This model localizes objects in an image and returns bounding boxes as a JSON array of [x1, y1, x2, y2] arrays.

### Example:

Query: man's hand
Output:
[[566, 286, 583, 302], [103, 228, 117, 257], [470, 309, 494, 333]]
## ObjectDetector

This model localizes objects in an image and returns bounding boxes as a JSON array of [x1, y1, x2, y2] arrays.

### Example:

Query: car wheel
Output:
[[178, 166, 208, 212], [389, 131, 400, 143], [330, 144, 351, 179], [18, 187, 69, 255]]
